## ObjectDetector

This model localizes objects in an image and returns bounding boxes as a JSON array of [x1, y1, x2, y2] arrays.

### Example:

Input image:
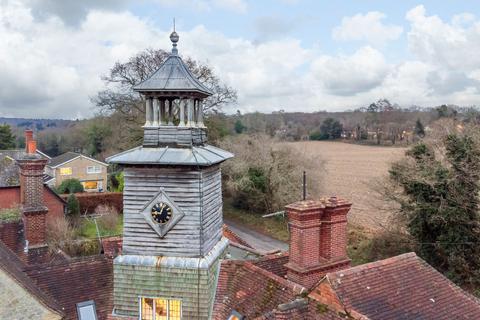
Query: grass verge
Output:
[[78, 215, 123, 238]]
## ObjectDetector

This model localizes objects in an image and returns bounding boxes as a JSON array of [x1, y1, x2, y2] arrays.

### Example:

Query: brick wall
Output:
[[0, 221, 23, 253], [0, 187, 64, 225]]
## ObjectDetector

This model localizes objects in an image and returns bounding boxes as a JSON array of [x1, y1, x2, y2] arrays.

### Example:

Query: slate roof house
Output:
[[1, 31, 480, 320]]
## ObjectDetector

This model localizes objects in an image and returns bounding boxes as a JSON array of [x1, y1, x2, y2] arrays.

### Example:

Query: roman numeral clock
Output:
[[107, 29, 233, 320]]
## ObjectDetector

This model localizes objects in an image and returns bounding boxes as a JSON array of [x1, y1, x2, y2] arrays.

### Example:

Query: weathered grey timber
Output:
[[142, 126, 208, 147], [121, 165, 223, 257], [109, 29, 233, 320]]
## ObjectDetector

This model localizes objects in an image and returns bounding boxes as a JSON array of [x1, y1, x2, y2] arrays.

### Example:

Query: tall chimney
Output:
[[16, 134, 48, 247], [284, 197, 352, 289]]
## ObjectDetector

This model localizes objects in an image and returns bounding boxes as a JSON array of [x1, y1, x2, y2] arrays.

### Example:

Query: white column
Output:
[[198, 100, 205, 128], [186, 99, 193, 127], [145, 97, 153, 127], [179, 98, 185, 127], [152, 97, 160, 126], [168, 99, 174, 126], [193, 99, 198, 127], [159, 99, 166, 126]]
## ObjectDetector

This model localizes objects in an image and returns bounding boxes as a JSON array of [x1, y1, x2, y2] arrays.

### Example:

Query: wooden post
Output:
[[153, 97, 159, 126], [145, 97, 153, 127], [187, 99, 193, 127], [179, 98, 185, 127], [159, 99, 166, 126], [168, 99, 174, 126], [198, 100, 205, 128]]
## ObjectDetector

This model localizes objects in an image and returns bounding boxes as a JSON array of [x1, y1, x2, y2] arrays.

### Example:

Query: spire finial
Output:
[[170, 18, 179, 55]]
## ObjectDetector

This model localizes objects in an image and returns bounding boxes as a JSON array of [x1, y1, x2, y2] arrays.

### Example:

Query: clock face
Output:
[[151, 202, 173, 224]]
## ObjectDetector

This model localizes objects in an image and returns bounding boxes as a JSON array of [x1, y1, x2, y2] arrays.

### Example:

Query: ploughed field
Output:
[[289, 141, 407, 229]]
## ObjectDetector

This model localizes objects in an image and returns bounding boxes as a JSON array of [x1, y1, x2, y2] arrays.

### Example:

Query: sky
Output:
[[1, 0, 480, 119]]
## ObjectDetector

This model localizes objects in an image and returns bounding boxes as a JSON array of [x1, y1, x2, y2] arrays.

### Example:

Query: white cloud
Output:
[[333, 11, 403, 46], [2, 1, 480, 118], [310, 47, 389, 96], [406, 5, 480, 95], [212, 0, 247, 13]]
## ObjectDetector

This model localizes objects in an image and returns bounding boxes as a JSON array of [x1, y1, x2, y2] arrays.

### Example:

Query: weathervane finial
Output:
[[170, 18, 179, 55]]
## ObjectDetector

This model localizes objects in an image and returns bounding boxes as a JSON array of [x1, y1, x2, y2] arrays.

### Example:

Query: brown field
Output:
[[288, 141, 407, 229]]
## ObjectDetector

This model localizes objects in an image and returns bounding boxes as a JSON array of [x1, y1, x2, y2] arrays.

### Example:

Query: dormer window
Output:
[[140, 297, 181, 320]]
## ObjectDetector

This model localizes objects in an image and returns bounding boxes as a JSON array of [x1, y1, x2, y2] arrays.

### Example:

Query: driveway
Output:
[[225, 219, 288, 254]]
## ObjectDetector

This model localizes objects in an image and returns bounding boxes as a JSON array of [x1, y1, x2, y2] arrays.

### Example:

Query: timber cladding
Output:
[[113, 257, 220, 319], [122, 165, 223, 257]]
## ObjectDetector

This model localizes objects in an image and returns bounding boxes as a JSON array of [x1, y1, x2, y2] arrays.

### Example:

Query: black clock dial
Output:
[[151, 202, 173, 224]]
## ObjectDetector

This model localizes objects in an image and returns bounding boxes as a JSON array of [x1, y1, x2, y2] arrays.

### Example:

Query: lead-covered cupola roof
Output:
[[133, 31, 213, 97]]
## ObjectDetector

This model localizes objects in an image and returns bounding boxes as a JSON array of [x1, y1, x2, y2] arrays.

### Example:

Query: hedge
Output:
[[60, 192, 123, 215]]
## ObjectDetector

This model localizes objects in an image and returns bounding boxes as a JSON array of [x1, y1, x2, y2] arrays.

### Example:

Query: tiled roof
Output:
[[223, 225, 253, 248], [313, 252, 480, 320], [48, 151, 80, 167], [253, 252, 290, 278], [25, 255, 114, 320], [0, 242, 64, 317], [213, 260, 306, 319]]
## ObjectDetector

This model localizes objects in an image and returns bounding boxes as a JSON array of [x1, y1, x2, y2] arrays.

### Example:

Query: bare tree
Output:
[[93, 48, 237, 125]]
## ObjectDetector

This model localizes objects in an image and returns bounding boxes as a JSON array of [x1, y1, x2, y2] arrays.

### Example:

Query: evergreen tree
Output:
[[234, 119, 246, 134], [318, 118, 343, 140], [389, 135, 480, 286], [0, 124, 15, 150], [414, 119, 425, 137], [66, 194, 80, 217]]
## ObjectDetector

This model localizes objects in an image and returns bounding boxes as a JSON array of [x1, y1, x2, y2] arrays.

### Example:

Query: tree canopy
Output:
[[0, 124, 15, 150], [94, 48, 237, 125], [389, 133, 480, 286]]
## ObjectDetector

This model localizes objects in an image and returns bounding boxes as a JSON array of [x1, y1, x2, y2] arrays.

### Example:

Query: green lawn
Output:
[[78, 215, 123, 239]]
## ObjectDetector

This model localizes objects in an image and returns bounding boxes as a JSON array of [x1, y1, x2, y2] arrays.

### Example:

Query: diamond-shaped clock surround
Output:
[[139, 188, 185, 238]]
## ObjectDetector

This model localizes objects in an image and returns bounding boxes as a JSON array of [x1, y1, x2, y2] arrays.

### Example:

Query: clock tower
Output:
[[107, 30, 233, 319]]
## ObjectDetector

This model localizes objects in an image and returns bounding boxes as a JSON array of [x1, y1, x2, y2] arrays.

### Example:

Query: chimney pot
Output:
[[24, 129, 33, 153], [27, 140, 37, 154]]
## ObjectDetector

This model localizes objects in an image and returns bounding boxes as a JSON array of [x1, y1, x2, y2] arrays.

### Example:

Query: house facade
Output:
[[47, 152, 108, 192]]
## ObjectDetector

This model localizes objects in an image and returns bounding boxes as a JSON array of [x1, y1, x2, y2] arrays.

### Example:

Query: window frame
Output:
[[86, 166, 102, 174], [138, 296, 182, 320]]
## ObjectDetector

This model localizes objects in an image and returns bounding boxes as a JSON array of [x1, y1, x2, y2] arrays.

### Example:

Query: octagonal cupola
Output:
[[133, 31, 213, 145]]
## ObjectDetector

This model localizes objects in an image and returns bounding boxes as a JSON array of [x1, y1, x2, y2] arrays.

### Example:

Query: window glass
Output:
[[141, 297, 181, 320], [87, 166, 102, 174], [155, 299, 168, 320], [142, 298, 154, 320], [77, 300, 97, 320], [168, 300, 181, 320], [83, 181, 98, 190], [60, 167, 72, 175]]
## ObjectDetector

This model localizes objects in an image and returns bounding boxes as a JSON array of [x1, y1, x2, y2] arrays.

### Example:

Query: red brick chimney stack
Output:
[[284, 197, 352, 289], [16, 130, 49, 247]]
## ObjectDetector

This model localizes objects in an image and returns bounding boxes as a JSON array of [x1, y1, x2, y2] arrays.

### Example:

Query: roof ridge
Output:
[[327, 252, 418, 279]]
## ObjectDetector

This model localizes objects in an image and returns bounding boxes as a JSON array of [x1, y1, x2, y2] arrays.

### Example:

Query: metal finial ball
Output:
[[170, 31, 179, 44]]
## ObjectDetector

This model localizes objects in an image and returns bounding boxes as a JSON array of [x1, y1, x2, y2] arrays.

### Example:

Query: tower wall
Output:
[[122, 165, 223, 257], [113, 240, 226, 319]]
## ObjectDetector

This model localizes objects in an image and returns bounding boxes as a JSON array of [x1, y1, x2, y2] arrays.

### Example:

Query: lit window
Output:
[[82, 181, 98, 190], [76, 300, 98, 320], [141, 297, 181, 320], [87, 166, 102, 174], [60, 167, 72, 175]]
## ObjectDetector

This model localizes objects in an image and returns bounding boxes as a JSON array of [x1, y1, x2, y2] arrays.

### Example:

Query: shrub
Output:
[[219, 134, 322, 214], [96, 205, 119, 230], [57, 178, 84, 194], [0, 206, 21, 223], [46, 217, 75, 250], [60, 192, 123, 214], [67, 194, 80, 216]]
